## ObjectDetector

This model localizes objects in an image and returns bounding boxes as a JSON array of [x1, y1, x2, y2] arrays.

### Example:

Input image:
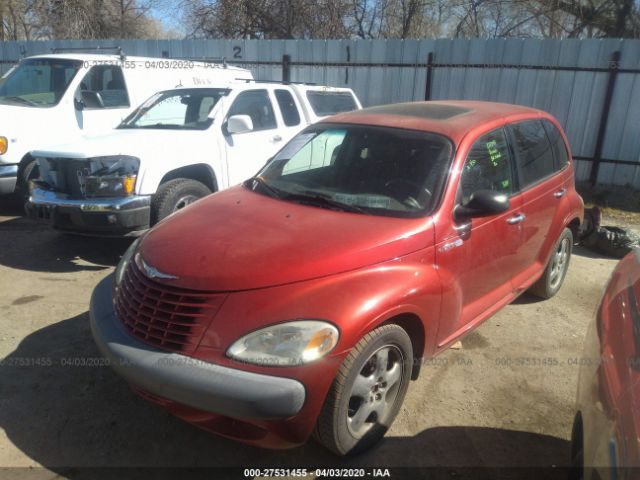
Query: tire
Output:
[[314, 324, 413, 456], [15, 158, 39, 204], [568, 413, 584, 480], [150, 178, 211, 225], [529, 227, 573, 299]]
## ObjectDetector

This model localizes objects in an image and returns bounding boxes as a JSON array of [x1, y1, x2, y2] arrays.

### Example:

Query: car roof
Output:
[[325, 100, 546, 144], [25, 54, 249, 72]]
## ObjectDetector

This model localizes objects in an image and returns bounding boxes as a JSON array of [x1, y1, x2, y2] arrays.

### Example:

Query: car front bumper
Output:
[[90, 275, 307, 421], [0, 164, 18, 195], [26, 187, 151, 236]]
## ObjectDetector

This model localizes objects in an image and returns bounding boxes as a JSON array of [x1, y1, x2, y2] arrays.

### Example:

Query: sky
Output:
[[149, 3, 187, 37]]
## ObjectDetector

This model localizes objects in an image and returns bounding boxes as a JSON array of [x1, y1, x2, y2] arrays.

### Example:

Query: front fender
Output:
[[196, 246, 442, 367]]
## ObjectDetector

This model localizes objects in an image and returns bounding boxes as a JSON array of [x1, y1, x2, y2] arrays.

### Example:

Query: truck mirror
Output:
[[74, 97, 85, 111], [226, 115, 254, 134], [80, 90, 105, 109]]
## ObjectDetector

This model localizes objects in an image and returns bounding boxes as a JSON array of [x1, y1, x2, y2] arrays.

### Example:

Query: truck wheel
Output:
[[314, 324, 413, 456], [529, 228, 573, 299], [150, 178, 211, 225], [16, 158, 38, 203]]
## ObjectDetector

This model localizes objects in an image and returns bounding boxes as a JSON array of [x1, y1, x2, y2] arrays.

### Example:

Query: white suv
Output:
[[0, 53, 252, 199], [27, 81, 361, 235]]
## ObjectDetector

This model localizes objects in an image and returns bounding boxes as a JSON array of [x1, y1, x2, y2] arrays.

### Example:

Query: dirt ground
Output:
[[0, 201, 636, 479]]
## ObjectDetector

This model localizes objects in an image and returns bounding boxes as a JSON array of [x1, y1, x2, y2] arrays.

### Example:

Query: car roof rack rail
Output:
[[173, 56, 228, 68], [235, 78, 318, 86], [50, 46, 125, 60]]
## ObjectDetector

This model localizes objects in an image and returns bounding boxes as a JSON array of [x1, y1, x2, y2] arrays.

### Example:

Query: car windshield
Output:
[[0, 58, 82, 107], [119, 88, 228, 130], [248, 124, 453, 217]]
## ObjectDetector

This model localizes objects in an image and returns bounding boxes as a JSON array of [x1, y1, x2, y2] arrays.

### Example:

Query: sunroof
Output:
[[360, 103, 471, 120]]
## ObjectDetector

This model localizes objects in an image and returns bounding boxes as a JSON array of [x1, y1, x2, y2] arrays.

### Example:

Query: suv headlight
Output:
[[83, 155, 140, 197], [227, 320, 339, 366]]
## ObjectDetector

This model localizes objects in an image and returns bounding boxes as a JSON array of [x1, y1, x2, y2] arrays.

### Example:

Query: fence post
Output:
[[589, 50, 621, 186], [282, 54, 291, 83], [424, 52, 434, 101]]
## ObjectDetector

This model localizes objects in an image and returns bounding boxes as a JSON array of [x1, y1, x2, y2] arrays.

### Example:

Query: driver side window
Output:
[[227, 89, 277, 131], [460, 128, 512, 204]]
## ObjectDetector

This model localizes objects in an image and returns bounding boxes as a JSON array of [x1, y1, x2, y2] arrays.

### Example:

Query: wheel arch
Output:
[[567, 217, 581, 243], [159, 164, 218, 193], [382, 312, 426, 381], [16, 153, 37, 191]]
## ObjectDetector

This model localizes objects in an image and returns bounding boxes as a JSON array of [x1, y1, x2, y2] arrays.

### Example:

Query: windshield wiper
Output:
[[1, 96, 39, 106], [245, 176, 284, 199], [283, 190, 369, 214]]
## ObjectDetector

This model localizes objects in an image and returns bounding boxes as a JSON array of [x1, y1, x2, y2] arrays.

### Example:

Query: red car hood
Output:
[[139, 186, 433, 291]]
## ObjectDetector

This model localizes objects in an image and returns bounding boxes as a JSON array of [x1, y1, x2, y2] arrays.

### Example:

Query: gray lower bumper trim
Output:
[[30, 187, 150, 212], [0, 164, 17, 194], [90, 275, 306, 420]]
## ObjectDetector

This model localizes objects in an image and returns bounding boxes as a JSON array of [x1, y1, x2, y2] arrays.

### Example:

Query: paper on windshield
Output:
[[273, 133, 317, 161]]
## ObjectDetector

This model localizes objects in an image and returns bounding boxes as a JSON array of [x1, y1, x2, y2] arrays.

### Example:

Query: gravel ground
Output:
[[0, 201, 635, 480]]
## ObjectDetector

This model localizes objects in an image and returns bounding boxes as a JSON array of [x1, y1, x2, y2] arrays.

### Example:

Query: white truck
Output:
[[0, 51, 252, 199], [27, 81, 362, 235]]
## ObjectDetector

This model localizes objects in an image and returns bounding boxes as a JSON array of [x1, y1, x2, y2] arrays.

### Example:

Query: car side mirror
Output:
[[74, 97, 84, 111], [454, 189, 510, 221], [226, 114, 253, 134], [80, 90, 105, 109]]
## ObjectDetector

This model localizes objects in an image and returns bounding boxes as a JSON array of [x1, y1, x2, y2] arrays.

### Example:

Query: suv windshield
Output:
[[0, 58, 82, 107], [248, 125, 453, 217], [119, 88, 228, 130]]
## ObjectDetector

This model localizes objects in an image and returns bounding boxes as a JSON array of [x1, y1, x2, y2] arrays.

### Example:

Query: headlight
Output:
[[227, 320, 339, 366], [82, 155, 139, 197], [0, 137, 7, 155], [85, 174, 137, 196], [114, 237, 140, 289]]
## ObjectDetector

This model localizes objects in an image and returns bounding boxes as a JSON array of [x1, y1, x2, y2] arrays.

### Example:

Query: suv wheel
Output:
[[151, 178, 211, 225], [16, 158, 39, 204], [529, 227, 573, 299], [314, 324, 413, 456]]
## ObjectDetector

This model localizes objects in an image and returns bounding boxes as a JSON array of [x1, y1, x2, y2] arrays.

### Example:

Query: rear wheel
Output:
[[150, 178, 211, 225], [314, 324, 413, 456], [529, 228, 573, 299]]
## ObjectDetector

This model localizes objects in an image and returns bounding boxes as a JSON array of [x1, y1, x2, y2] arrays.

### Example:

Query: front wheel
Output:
[[529, 228, 573, 299], [150, 178, 211, 225], [314, 324, 413, 456], [15, 158, 39, 204]]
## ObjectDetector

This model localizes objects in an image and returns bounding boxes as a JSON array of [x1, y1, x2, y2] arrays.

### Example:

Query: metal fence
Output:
[[1, 38, 640, 187]]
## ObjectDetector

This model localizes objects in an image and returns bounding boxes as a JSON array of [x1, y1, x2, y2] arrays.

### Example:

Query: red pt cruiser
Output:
[[90, 101, 584, 455]]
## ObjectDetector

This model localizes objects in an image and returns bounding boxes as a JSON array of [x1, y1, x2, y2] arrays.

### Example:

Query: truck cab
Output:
[[0, 52, 251, 199], [27, 81, 361, 235]]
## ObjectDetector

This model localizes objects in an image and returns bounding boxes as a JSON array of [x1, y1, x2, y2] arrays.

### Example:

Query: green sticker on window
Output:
[[486, 140, 502, 166]]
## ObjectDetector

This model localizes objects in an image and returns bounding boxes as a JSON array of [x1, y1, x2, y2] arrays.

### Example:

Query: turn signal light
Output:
[[123, 175, 136, 195], [0, 137, 7, 155]]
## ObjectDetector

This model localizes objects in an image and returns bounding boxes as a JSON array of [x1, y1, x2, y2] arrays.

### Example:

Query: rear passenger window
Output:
[[460, 128, 512, 203], [306, 91, 357, 116], [542, 120, 569, 170], [275, 89, 301, 126], [510, 120, 555, 188]]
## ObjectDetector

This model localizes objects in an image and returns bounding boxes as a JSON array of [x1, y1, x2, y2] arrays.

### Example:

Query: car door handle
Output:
[[272, 135, 283, 142], [554, 188, 567, 198], [506, 213, 526, 225]]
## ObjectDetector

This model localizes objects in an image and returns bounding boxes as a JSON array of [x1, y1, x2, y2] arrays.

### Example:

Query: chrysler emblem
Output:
[[138, 256, 178, 280]]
